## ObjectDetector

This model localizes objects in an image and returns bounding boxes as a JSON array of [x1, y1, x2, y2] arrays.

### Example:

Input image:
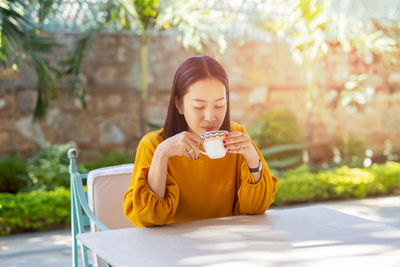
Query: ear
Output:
[[175, 97, 184, 115]]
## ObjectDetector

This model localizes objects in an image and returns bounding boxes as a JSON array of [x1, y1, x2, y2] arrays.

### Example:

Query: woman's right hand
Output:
[[159, 131, 201, 160]]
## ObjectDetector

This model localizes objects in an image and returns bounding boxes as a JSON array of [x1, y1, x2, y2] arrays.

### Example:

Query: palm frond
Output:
[[30, 52, 59, 120], [260, 143, 309, 156], [156, 0, 227, 54], [1, 0, 61, 120], [59, 0, 119, 109]]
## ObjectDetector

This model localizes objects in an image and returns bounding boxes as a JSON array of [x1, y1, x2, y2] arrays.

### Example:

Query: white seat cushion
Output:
[[87, 163, 134, 231]]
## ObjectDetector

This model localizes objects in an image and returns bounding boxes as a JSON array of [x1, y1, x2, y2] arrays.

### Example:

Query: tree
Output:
[[0, 0, 60, 120], [264, 0, 398, 166], [64, 0, 228, 137]]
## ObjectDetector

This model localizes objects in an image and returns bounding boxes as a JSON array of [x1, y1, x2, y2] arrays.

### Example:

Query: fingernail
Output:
[[228, 149, 231, 152], [224, 145, 227, 148], [223, 140, 226, 144]]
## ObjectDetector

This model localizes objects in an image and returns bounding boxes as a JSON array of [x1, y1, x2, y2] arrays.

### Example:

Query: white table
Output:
[[77, 206, 400, 267]]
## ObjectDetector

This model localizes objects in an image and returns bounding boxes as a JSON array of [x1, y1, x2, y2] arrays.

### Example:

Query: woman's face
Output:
[[175, 78, 227, 136]]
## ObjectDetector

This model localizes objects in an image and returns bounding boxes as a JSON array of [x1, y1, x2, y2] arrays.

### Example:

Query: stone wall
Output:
[[1, 33, 399, 162]]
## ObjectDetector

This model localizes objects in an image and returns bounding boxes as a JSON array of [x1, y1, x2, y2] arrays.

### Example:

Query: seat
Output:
[[68, 148, 134, 267]]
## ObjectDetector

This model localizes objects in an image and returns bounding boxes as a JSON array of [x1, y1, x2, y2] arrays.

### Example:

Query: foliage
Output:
[[0, 156, 30, 194], [0, 143, 132, 193], [249, 108, 304, 147], [382, 139, 400, 163], [80, 150, 132, 172], [59, 0, 119, 108], [332, 135, 367, 167], [274, 161, 400, 206], [249, 108, 306, 172], [261, 143, 308, 176], [338, 74, 375, 112], [0, 187, 70, 235], [0, 0, 61, 120], [265, 0, 398, 68], [155, 0, 228, 53], [26, 142, 76, 190], [133, 0, 160, 30], [370, 19, 400, 69], [262, 0, 400, 170], [64, 0, 228, 136]]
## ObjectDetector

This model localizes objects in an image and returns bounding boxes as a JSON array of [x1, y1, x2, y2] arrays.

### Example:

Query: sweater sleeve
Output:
[[123, 139, 179, 227], [233, 126, 278, 215]]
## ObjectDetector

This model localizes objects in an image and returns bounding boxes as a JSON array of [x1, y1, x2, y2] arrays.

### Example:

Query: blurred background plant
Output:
[[61, 0, 229, 137], [248, 108, 307, 176], [261, 0, 399, 170], [0, 142, 132, 194], [0, 155, 30, 194], [0, 0, 61, 119], [26, 142, 76, 190], [275, 161, 400, 205], [332, 135, 367, 168], [80, 150, 132, 171]]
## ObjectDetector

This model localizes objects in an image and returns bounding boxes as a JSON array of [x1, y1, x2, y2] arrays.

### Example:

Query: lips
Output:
[[202, 127, 215, 132]]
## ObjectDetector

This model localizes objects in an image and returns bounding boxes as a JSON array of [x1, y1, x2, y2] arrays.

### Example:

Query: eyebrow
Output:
[[191, 97, 225, 102]]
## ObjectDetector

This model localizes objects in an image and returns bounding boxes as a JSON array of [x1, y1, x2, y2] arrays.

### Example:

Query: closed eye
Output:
[[193, 105, 225, 110]]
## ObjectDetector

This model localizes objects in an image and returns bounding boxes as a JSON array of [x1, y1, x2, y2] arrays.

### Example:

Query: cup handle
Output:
[[199, 146, 210, 157], [199, 151, 208, 156]]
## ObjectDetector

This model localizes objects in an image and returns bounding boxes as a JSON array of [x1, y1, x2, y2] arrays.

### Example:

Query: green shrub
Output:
[[0, 188, 70, 235], [275, 161, 400, 206], [249, 108, 304, 147], [27, 142, 76, 190], [79, 150, 132, 172], [249, 108, 305, 172], [0, 156, 30, 194]]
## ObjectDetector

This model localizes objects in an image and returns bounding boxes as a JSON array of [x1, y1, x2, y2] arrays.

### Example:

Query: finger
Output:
[[225, 142, 250, 152], [179, 132, 199, 159], [185, 141, 200, 160], [225, 131, 244, 138], [224, 133, 248, 145], [186, 132, 201, 146], [226, 145, 250, 153], [224, 137, 248, 147], [225, 131, 246, 140], [185, 138, 200, 159], [185, 145, 195, 160], [187, 143, 199, 160], [226, 148, 242, 154]]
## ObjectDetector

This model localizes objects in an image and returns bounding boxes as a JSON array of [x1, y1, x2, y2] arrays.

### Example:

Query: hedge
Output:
[[275, 161, 400, 205], [1, 162, 400, 235], [0, 188, 70, 235]]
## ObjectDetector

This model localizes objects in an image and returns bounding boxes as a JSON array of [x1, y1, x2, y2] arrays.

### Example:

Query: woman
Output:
[[123, 55, 277, 227]]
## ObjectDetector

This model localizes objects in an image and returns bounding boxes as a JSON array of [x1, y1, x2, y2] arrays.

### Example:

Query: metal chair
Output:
[[68, 148, 134, 267]]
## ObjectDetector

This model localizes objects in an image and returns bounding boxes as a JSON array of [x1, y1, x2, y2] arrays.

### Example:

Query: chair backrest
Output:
[[87, 164, 134, 231], [68, 148, 134, 267]]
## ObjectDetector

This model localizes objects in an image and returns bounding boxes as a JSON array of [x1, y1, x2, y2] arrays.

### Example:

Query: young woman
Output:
[[123, 55, 277, 227]]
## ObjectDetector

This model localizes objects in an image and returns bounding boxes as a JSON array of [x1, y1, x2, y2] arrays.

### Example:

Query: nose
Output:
[[203, 107, 214, 121]]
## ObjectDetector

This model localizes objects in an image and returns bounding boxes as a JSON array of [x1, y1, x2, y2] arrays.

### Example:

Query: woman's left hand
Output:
[[224, 131, 262, 181], [223, 131, 254, 156]]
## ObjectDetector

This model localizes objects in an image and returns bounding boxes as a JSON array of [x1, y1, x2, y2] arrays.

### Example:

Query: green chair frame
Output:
[[68, 148, 110, 267]]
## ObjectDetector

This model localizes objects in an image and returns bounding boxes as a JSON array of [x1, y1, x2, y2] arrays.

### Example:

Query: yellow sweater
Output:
[[123, 122, 278, 227]]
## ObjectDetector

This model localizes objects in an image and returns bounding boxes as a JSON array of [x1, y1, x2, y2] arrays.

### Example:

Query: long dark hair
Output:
[[160, 55, 231, 139]]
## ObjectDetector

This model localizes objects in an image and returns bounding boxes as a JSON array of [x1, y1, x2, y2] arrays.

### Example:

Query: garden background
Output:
[[1, 0, 400, 235]]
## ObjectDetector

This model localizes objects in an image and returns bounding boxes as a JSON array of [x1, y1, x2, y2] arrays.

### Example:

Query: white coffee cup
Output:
[[199, 130, 228, 159]]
